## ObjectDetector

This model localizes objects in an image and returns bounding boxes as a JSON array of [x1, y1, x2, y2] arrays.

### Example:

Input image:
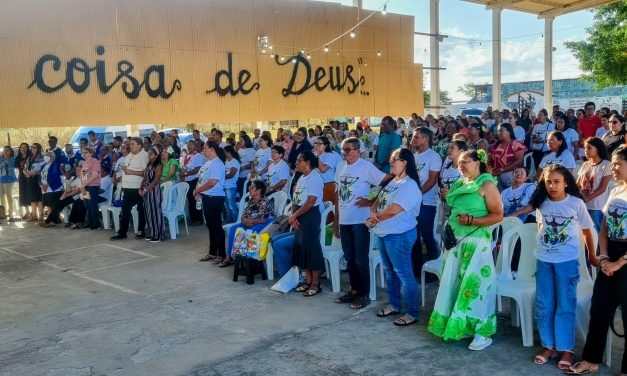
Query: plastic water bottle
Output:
[[196, 199, 202, 211]]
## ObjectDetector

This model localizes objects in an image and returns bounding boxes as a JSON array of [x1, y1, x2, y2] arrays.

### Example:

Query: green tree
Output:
[[564, 2, 627, 88], [424, 90, 452, 107], [456, 82, 479, 99]]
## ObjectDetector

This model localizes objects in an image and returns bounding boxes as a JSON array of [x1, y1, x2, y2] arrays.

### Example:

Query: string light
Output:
[[306, 54, 311, 60], [291, 57, 297, 63], [382, 5, 387, 15], [377, 51, 382, 57], [324, 46, 329, 52], [279, 56, 285, 61], [350, 30, 356, 38]]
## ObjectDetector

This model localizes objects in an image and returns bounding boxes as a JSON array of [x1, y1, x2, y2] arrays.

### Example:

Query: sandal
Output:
[[212, 257, 225, 265], [564, 361, 599, 375], [304, 284, 322, 297], [350, 296, 371, 310], [393, 315, 418, 326], [558, 351, 575, 370], [294, 283, 311, 292], [199, 254, 215, 262], [335, 291, 357, 304], [533, 348, 557, 365], [376, 306, 400, 317], [218, 259, 233, 268]]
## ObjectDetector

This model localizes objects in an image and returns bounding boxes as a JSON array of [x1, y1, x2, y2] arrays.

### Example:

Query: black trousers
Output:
[[46, 195, 72, 224], [581, 240, 627, 373], [43, 191, 63, 223], [339, 224, 371, 297], [185, 178, 202, 222], [118, 188, 145, 236], [202, 195, 225, 258]]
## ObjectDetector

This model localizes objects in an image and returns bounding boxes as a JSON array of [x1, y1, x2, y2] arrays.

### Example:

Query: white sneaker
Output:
[[468, 335, 492, 351]]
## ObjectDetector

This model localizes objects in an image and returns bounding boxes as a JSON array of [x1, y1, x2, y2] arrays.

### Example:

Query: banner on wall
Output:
[[0, 0, 423, 128]]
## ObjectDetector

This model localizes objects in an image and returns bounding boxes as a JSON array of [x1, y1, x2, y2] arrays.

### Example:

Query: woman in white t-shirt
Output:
[[223, 145, 241, 224], [555, 114, 580, 159], [195, 141, 227, 264], [530, 109, 555, 170], [367, 148, 422, 327], [537, 131, 577, 180], [576, 137, 612, 232], [290, 150, 325, 297], [529, 164, 597, 369], [313, 136, 342, 201], [237, 134, 256, 198], [568, 147, 627, 375], [251, 135, 272, 181], [502, 166, 536, 223], [266, 145, 290, 195]]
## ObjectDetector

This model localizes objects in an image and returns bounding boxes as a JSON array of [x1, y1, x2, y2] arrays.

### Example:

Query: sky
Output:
[[323, 0, 594, 101]]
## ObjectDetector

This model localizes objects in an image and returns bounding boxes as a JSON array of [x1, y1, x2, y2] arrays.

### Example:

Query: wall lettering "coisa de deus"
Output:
[[28, 46, 182, 99]]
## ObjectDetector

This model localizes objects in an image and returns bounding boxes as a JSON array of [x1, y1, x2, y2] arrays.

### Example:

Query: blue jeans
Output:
[[84, 186, 101, 229], [411, 204, 439, 276], [271, 232, 294, 277], [226, 219, 274, 255], [587, 209, 603, 234], [378, 229, 419, 318], [535, 259, 579, 351], [224, 187, 238, 223]]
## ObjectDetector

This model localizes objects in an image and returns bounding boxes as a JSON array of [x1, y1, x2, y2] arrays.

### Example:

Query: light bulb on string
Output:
[[270, 53, 275, 58], [291, 57, 297, 63], [382, 5, 387, 15], [300, 49, 305, 54], [269, 45, 273, 50], [306, 54, 311, 60], [324, 46, 329, 52], [350, 30, 356, 38], [261, 49, 266, 53], [280, 56, 285, 62], [376, 51, 382, 57]]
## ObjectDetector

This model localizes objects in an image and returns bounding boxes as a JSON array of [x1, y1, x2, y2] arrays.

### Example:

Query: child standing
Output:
[[530, 164, 598, 370]]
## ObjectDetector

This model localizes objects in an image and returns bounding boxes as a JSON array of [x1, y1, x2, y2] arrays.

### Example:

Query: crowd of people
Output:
[[0, 102, 626, 375]]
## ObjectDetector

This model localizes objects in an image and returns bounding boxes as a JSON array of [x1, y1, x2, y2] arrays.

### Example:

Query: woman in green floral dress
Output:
[[428, 149, 504, 351]]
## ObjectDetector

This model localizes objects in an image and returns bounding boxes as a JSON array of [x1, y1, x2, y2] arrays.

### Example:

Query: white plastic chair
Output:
[[420, 201, 446, 306], [99, 186, 114, 229], [523, 152, 535, 179], [109, 205, 139, 234], [320, 202, 343, 293], [495, 223, 538, 347], [494, 217, 523, 311], [163, 182, 189, 240], [265, 201, 292, 280], [368, 231, 386, 301], [160, 181, 174, 213]]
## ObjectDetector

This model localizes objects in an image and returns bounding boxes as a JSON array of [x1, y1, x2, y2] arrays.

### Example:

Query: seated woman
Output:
[[502, 166, 536, 223], [39, 151, 63, 226], [220, 180, 275, 267], [161, 146, 180, 183], [266, 145, 289, 195]]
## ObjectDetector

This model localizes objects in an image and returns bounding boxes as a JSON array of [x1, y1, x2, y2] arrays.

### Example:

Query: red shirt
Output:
[[578, 115, 602, 144]]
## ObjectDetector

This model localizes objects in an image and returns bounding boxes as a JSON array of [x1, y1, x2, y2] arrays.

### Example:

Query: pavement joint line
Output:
[[33, 243, 157, 259], [77, 257, 158, 274], [0, 246, 139, 295]]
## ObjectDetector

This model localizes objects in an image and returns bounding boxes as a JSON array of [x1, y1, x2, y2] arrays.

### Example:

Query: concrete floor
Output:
[[0, 220, 623, 376]]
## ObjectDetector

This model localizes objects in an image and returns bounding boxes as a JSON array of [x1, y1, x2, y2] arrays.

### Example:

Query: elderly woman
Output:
[[368, 148, 422, 326], [24, 143, 45, 222], [220, 180, 275, 268], [428, 150, 503, 351], [313, 136, 342, 202], [39, 151, 63, 226], [0, 145, 17, 220], [566, 146, 627, 376], [280, 130, 294, 161], [79, 147, 102, 230], [266, 145, 289, 195]]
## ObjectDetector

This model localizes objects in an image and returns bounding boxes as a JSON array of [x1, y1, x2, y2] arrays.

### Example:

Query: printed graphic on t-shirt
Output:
[[505, 195, 524, 215], [606, 205, 627, 240], [416, 162, 426, 174], [441, 175, 460, 189], [266, 170, 275, 186], [338, 175, 359, 202], [377, 185, 398, 212], [541, 215, 573, 247], [293, 185, 305, 205]]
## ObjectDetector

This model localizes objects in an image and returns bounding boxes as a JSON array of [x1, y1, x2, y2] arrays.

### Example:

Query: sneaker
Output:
[[150, 237, 161, 243], [468, 335, 492, 351], [110, 234, 127, 241]]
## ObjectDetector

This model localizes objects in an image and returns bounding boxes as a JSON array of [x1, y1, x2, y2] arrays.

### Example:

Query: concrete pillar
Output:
[[492, 7, 502, 110], [430, 0, 440, 114], [544, 17, 554, 111], [352, 0, 362, 8]]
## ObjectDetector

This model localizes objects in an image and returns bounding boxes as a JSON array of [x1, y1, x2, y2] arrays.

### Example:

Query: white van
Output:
[[69, 124, 156, 150]]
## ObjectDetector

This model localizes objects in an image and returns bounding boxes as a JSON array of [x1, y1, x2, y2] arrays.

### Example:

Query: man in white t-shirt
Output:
[[180, 140, 206, 225], [111, 137, 149, 240], [410, 127, 442, 276], [333, 137, 386, 308]]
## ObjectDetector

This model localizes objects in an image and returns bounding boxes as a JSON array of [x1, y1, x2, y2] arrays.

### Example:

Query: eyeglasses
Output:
[[389, 157, 402, 164], [611, 120, 620, 124]]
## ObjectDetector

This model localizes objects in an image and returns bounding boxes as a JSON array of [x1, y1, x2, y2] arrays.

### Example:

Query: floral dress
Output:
[[428, 173, 497, 340]]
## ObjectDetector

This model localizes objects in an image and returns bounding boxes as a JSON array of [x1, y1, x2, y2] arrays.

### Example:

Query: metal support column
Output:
[[430, 0, 440, 114], [492, 7, 502, 110], [544, 17, 554, 111]]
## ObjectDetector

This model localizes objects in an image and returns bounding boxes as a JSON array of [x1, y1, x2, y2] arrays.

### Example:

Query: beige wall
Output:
[[0, 0, 423, 128]]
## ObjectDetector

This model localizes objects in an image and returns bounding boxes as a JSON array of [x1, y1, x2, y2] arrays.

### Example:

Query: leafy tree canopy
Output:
[[424, 90, 452, 106]]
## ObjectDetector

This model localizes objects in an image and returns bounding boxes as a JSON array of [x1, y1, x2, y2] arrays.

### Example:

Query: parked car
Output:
[[69, 125, 156, 152], [160, 128, 207, 145], [460, 108, 485, 117]]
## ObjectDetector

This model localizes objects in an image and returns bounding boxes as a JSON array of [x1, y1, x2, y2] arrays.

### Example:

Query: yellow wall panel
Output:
[[0, 0, 420, 127]]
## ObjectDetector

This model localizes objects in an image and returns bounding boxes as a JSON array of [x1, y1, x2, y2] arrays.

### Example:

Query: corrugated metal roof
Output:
[[462, 0, 621, 18]]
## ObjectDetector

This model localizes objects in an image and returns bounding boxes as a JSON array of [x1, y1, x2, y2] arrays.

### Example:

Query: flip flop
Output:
[[564, 361, 599, 375], [393, 315, 417, 326], [558, 352, 575, 370], [533, 348, 557, 365], [377, 306, 400, 317], [218, 260, 233, 268]]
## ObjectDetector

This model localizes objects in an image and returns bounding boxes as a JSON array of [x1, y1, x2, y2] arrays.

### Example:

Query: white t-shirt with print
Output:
[[238, 148, 256, 179], [531, 122, 555, 152], [224, 159, 240, 189], [513, 126, 526, 142], [292, 170, 323, 209], [501, 183, 536, 221], [372, 176, 422, 237], [413, 148, 442, 206], [539, 150, 577, 170], [198, 158, 225, 197], [578, 160, 612, 210], [185, 153, 206, 182], [560, 128, 580, 156], [334, 158, 386, 225], [440, 159, 462, 189], [253, 148, 272, 179], [535, 194, 593, 263], [267, 160, 290, 188], [603, 185, 627, 241], [318, 151, 342, 183]]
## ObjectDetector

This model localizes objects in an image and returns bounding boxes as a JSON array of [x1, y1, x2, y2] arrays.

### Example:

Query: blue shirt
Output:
[[375, 132, 402, 173], [0, 156, 17, 183]]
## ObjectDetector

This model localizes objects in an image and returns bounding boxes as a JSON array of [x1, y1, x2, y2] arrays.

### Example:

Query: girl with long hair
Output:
[[577, 137, 612, 232], [140, 146, 164, 242]]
